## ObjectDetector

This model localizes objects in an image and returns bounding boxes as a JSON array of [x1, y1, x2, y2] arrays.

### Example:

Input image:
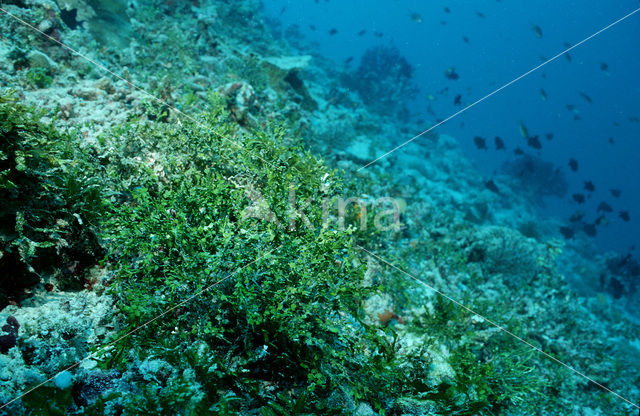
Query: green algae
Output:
[[0, 93, 104, 308]]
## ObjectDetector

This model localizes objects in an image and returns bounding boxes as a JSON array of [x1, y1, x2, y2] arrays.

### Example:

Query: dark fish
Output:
[[610, 189, 621, 198], [345, 56, 354, 65], [279, 6, 286, 15], [527, 135, 542, 149], [494, 136, 505, 150], [573, 114, 582, 121], [597, 201, 613, 213], [568, 158, 578, 172], [410, 12, 423, 23], [629, 116, 639, 123], [584, 181, 595, 192], [476, 11, 485, 18], [540, 88, 547, 101], [565, 52, 572, 62], [569, 211, 585, 223], [619, 211, 631, 222], [583, 223, 597, 237], [463, 35, 470, 44], [309, 24, 317, 31], [444, 67, 459, 80], [559, 226, 574, 239], [545, 132, 554, 140], [595, 214, 607, 227], [579, 92, 593, 104], [358, 29, 366, 36], [453, 94, 462, 105], [572, 193, 585, 204], [374, 31, 384, 37], [608, 137, 615, 145], [485, 179, 500, 193], [513, 147, 524, 155], [473, 136, 487, 150], [600, 62, 608, 72], [566, 104, 576, 111], [531, 25, 543, 38], [444, 7, 450, 13], [329, 28, 338, 35]]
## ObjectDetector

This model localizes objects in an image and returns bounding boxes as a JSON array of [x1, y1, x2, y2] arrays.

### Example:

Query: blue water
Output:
[[264, 0, 640, 258]]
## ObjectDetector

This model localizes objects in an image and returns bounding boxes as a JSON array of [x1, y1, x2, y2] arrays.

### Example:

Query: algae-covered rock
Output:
[[56, 0, 131, 46], [263, 55, 317, 111]]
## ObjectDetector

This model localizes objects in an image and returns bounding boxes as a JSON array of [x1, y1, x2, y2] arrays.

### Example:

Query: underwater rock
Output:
[[54, 370, 73, 389], [263, 55, 317, 111], [344, 137, 372, 163], [218, 81, 259, 124], [0, 316, 19, 354], [27, 49, 59, 73], [264, 55, 312, 72], [56, 0, 131, 47]]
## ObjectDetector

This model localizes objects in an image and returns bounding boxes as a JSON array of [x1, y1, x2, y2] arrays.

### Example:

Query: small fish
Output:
[[374, 31, 384, 37], [584, 181, 595, 192], [329, 28, 338, 35], [579, 92, 593, 104], [600, 62, 608, 72], [565, 52, 572, 62], [444, 7, 450, 13], [485, 179, 500, 193], [527, 135, 542, 149], [473, 136, 487, 150], [494, 136, 505, 150], [309, 24, 317, 31], [453, 94, 462, 105], [545, 132, 554, 140], [566, 104, 576, 111], [572, 193, 585, 204], [610, 189, 621, 198], [569, 211, 585, 223], [619, 211, 631, 222], [583, 223, 597, 237], [513, 147, 524, 155], [559, 226, 574, 239], [279, 6, 286, 15], [629, 116, 640, 123], [344, 56, 354, 65], [595, 214, 608, 227], [463, 35, 470, 44], [540, 88, 547, 101], [597, 201, 613, 213], [444, 67, 459, 80], [573, 114, 582, 121], [518, 121, 530, 139], [426, 93, 436, 101], [358, 29, 366, 36], [568, 158, 579, 172], [531, 25, 543, 38], [608, 137, 615, 145], [476, 11, 485, 18], [410, 12, 423, 23]]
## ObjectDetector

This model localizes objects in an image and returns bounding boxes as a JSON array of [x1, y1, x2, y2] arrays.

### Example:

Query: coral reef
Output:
[[0, 0, 639, 415], [342, 45, 417, 119]]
